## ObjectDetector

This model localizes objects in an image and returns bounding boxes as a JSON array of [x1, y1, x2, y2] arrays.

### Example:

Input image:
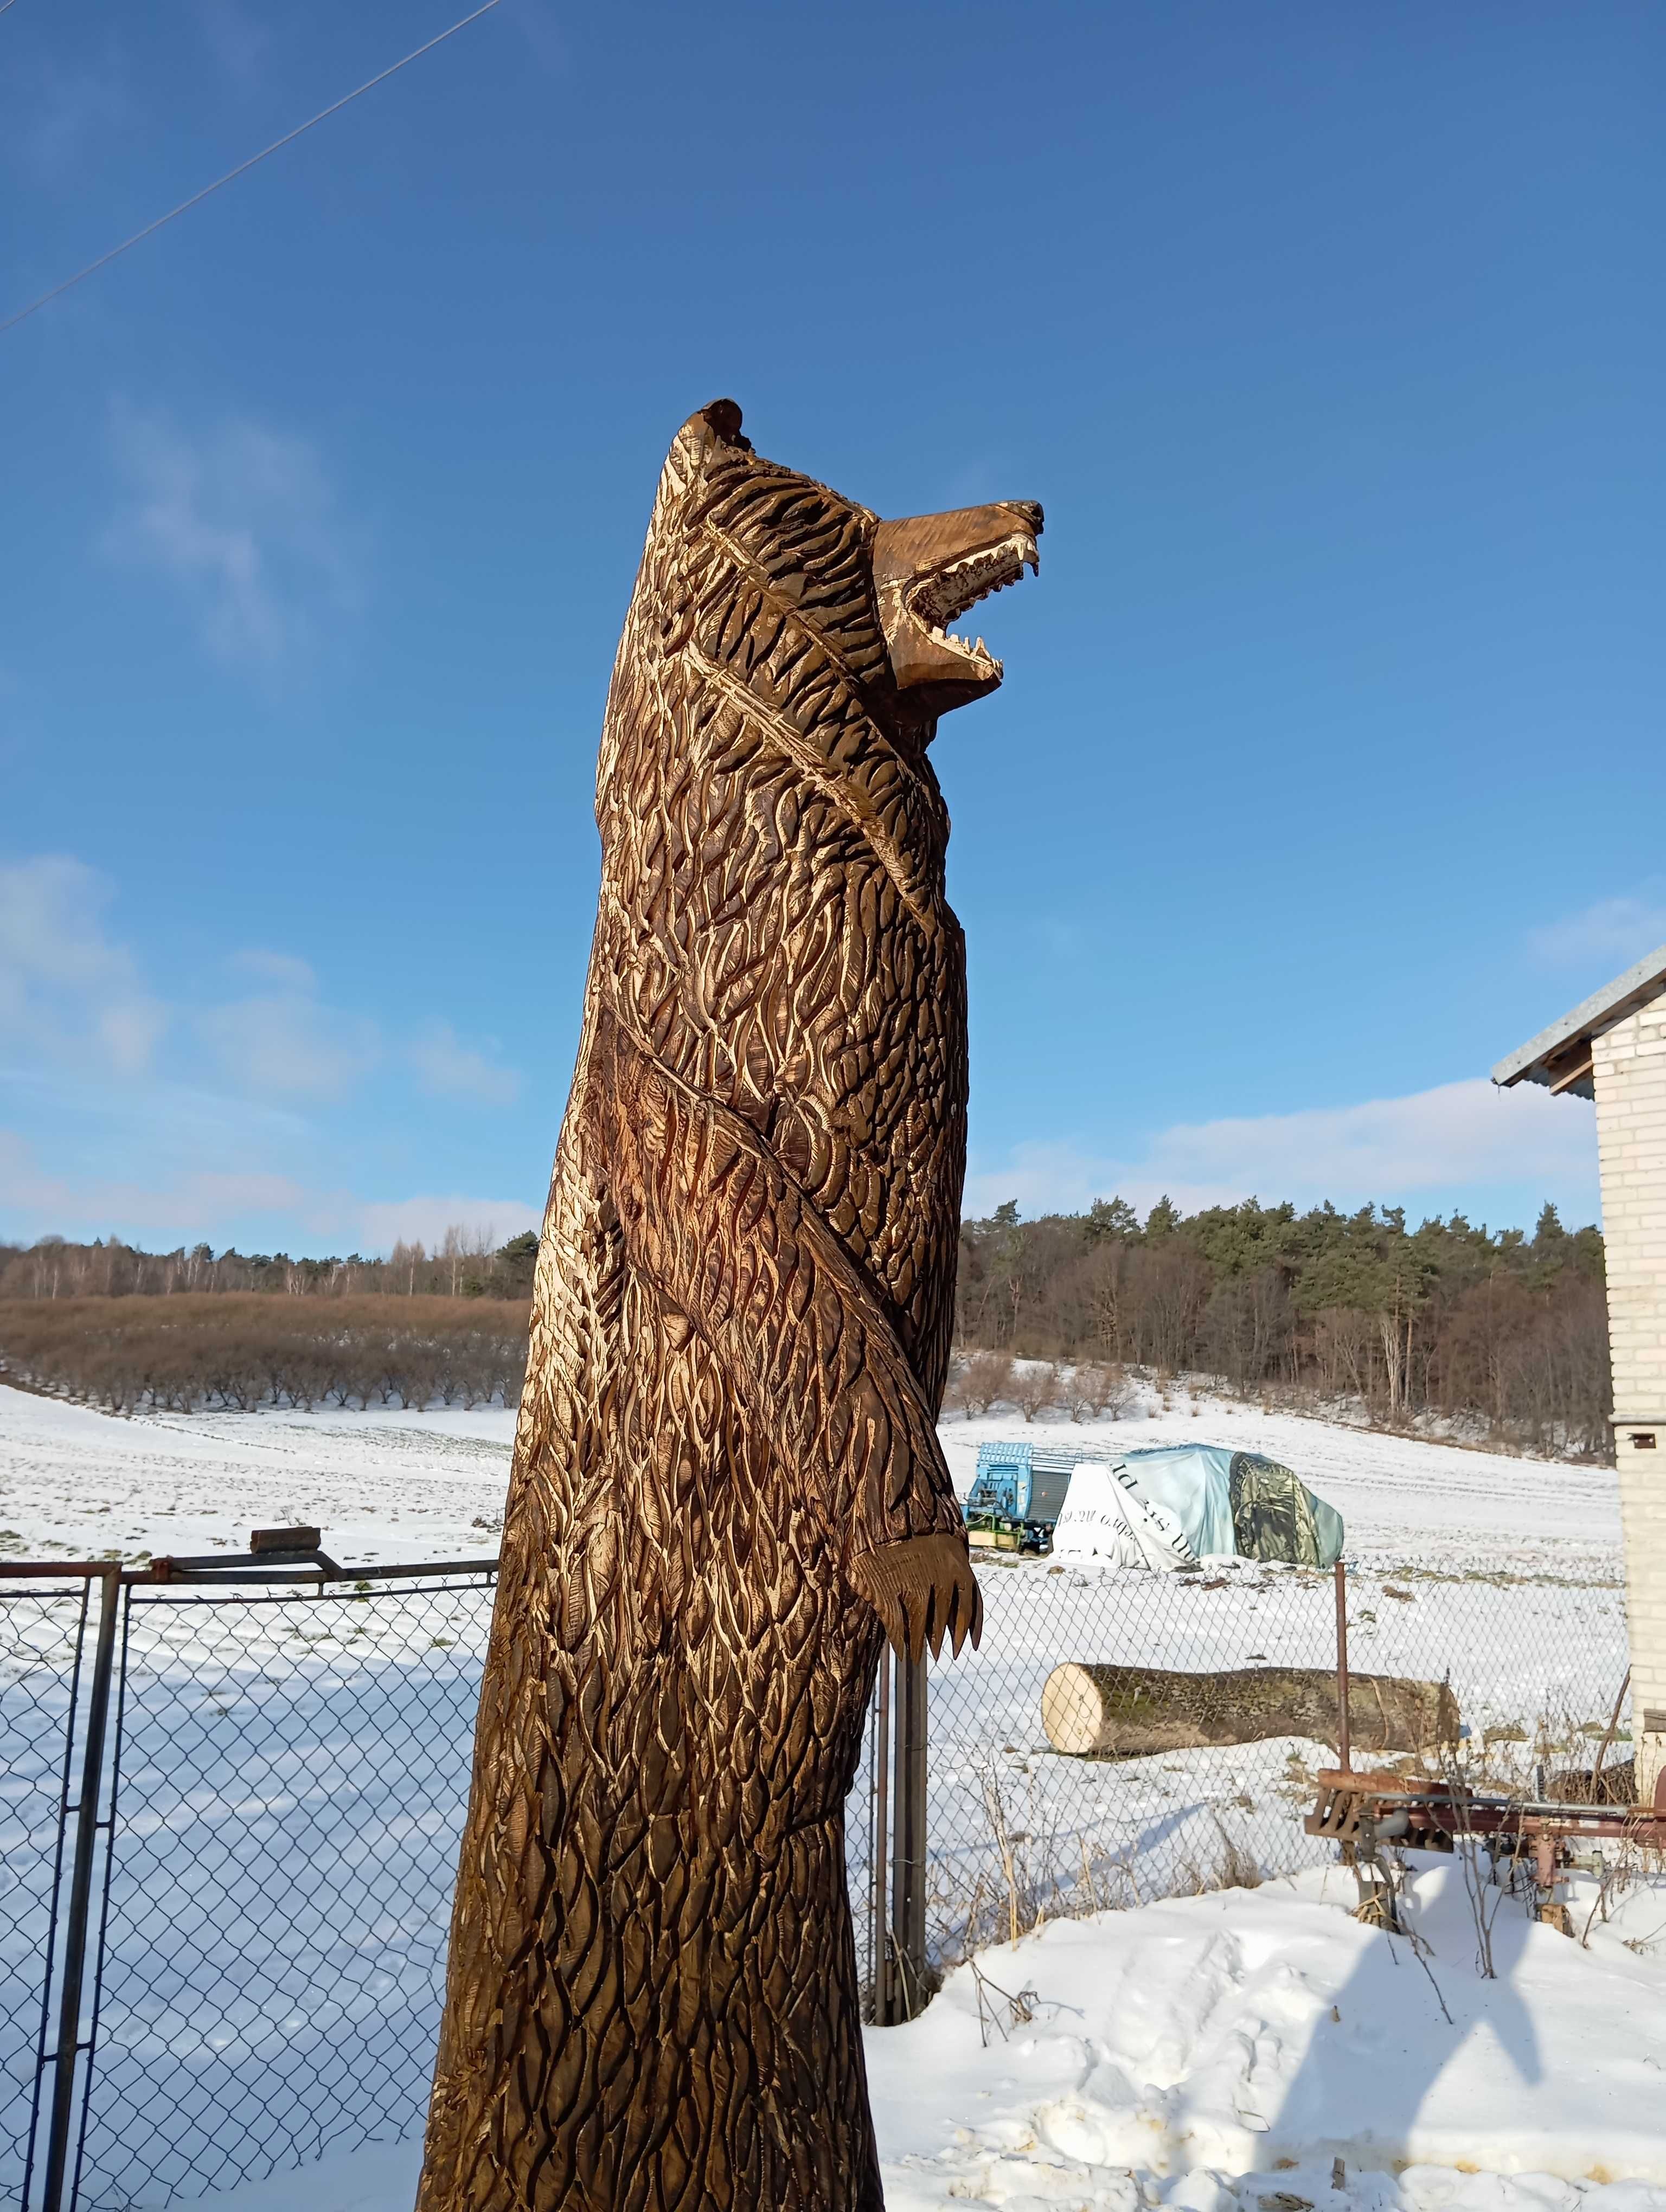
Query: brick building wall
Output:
[[1592, 985, 1666, 1801]]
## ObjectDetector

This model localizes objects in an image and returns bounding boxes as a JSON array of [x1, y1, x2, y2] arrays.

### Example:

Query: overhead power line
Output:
[[0, 0, 502, 338]]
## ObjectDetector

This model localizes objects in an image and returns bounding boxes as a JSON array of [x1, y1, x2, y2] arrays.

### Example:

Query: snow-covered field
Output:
[[0, 1386, 515, 1570], [2, 1379, 1648, 2211], [0, 1374, 1624, 1584]]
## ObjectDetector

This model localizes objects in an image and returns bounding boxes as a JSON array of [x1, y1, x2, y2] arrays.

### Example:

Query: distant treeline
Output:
[[0, 1226, 540, 1302], [955, 1195, 1611, 1458], [0, 1194, 1613, 1457], [0, 1295, 530, 1416]]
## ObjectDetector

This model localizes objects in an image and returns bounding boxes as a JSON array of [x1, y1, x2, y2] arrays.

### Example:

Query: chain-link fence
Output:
[[925, 1547, 1632, 1973], [2, 1555, 895, 2212], [3, 1538, 1632, 2212]]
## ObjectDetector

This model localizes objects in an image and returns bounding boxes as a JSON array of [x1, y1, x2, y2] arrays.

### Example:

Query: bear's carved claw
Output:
[[849, 1532, 984, 1663]]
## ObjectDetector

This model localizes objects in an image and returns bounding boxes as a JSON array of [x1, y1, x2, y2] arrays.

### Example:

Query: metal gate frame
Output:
[[867, 1647, 929, 2025], [3, 1563, 120, 2212], [4, 1547, 501, 2212]]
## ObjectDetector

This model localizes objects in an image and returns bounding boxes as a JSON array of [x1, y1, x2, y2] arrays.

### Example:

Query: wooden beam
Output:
[[1549, 1055, 1594, 1095]]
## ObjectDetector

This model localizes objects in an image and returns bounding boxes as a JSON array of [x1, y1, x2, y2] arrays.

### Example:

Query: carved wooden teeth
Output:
[[913, 530, 1034, 655]]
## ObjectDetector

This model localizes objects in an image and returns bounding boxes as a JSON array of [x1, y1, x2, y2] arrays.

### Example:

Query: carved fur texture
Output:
[[417, 402, 1039, 2212]]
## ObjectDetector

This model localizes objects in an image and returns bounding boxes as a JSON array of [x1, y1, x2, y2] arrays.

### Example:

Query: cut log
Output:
[[1041, 1661, 1458, 1758]]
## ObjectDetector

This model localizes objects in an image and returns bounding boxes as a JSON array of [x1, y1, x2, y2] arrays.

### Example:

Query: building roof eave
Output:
[[1492, 941, 1666, 1097]]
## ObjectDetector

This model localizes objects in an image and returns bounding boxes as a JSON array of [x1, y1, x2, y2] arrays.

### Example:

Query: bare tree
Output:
[[1013, 1359, 1063, 1423], [1133, 1244, 1212, 1372], [1201, 1266, 1294, 1393], [1312, 1307, 1375, 1400], [954, 1349, 1016, 1417], [1066, 1360, 1132, 1422]]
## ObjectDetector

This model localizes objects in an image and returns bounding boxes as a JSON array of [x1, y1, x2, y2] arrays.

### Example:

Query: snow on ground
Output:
[[2, 1373, 1630, 1932], [934, 1384, 1626, 1943], [176, 1859, 1666, 2212], [872, 1859, 1666, 2202]]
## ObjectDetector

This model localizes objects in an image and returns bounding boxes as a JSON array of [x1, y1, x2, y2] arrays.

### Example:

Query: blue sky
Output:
[[2, 0, 1662, 1256]]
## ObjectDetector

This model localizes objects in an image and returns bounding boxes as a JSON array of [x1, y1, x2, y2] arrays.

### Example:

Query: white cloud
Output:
[[0, 854, 165, 1076], [198, 991, 380, 1103], [0, 1131, 308, 1233], [0, 854, 131, 993], [1528, 891, 1666, 974], [97, 999, 169, 1077], [102, 406, 363, 665], [201, 983, 521, 1112], [408, 1022, 521, 1107], [0, 1131, 539, 1256], [0, 852, 540, 1254], [197, 946, 386, 1103], [229, 948, 317, 991], [964, 1077, 1599, 1226], [0, 855, 520, 1115]]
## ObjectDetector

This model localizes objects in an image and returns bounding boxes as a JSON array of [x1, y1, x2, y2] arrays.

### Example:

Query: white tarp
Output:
[[1050, 1459, 1199, 1572], [1048, 1444, 1344, 1570]]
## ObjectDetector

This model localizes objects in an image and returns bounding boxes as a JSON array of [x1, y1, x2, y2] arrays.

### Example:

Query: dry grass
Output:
[[927, 1753, 1269, 1972]]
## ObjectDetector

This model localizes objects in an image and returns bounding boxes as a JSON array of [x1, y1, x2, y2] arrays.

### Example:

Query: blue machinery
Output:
[[965, 1439, 1126, 1525]]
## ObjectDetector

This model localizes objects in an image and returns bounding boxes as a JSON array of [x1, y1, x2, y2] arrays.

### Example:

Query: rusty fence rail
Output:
[[3, 1546, 1630, 2210]]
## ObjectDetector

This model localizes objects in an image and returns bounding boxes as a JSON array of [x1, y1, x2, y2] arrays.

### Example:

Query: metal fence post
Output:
[[889, 1651, 928, 2021], [1334, 1559, 1351, 1773], [869, 1648, 892, 2024], [39, 1567, 120, 2212]]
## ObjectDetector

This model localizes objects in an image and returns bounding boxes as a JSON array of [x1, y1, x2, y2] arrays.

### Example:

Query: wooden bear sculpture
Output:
[[418, 401, 1043, 2212]]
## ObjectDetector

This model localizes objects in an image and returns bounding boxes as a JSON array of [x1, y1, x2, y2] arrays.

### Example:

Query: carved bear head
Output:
[[604, 398, 1042, 781]]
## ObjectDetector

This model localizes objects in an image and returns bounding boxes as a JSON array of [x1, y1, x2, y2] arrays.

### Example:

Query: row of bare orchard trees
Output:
[[0, 1226, 541, 1302], [944, 1348, 1134, 1423], [0, 1296, 530, 1416], [953, 1195, 1613, 1457]]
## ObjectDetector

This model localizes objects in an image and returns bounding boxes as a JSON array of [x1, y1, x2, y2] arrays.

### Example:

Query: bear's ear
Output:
[[699, 398, 749, 450], [663, 400, 753, 492]]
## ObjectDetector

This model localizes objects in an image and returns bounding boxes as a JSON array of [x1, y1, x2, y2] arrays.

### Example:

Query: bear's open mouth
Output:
[[904, 528, 1040, 674], [872, 500, 1043, 707]]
